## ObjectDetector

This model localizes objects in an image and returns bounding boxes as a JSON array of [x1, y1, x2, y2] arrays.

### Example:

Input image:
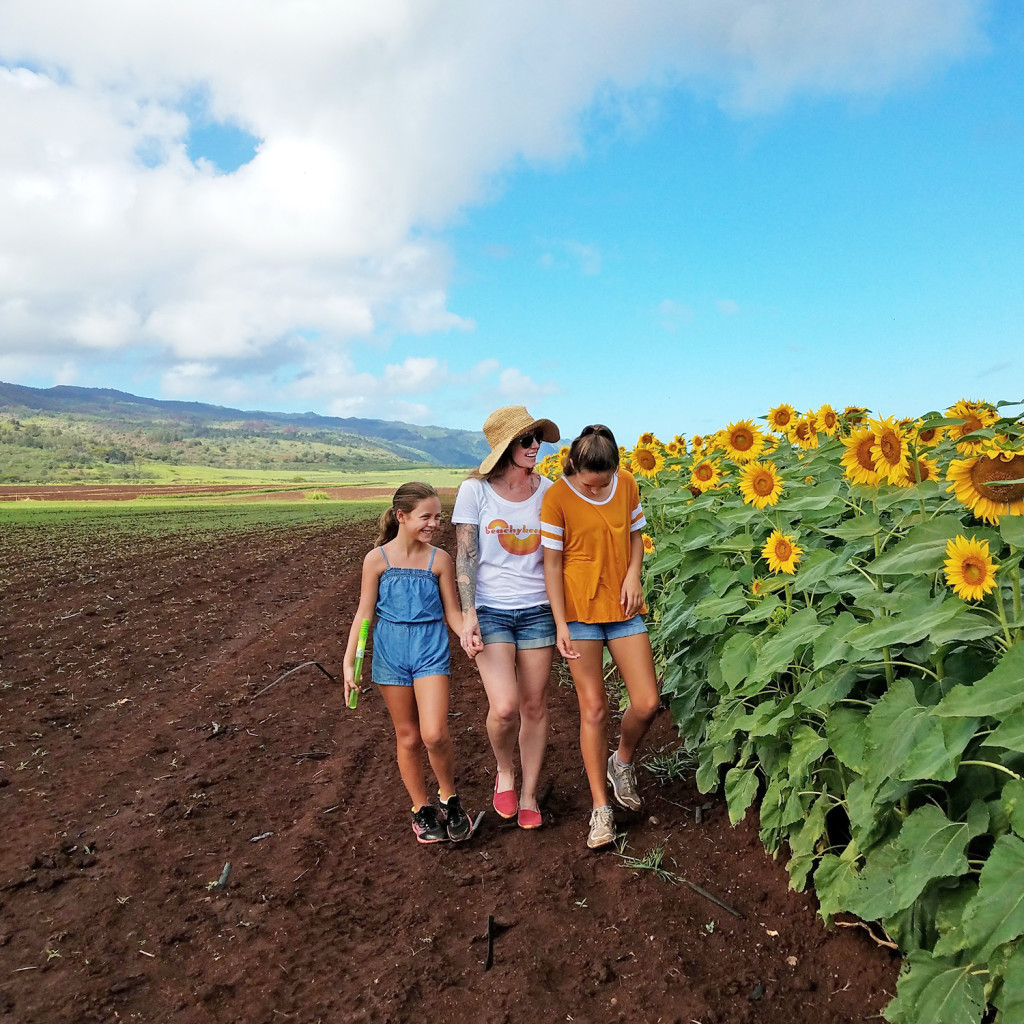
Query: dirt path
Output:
[[0, 516, 898, 1023]]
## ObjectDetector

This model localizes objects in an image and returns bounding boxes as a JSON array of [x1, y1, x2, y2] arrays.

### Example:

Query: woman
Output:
[[452, 405, 560, 830]]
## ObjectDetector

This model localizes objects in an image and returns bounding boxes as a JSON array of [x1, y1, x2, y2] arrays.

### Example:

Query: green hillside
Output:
[[0, 381, 488, 484]]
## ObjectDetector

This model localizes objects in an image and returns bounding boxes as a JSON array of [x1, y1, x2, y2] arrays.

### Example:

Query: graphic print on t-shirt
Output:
[[485, 518, 541, 556]]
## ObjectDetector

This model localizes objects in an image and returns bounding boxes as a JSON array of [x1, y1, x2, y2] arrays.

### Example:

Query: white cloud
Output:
[[0, 0, 986, 413]]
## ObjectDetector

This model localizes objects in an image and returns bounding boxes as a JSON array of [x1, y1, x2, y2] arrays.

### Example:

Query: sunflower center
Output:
[[774, 539, 792, 560], [775, 411, 792, 426], [695, 463, 713, 481], [732, 430, 752, 451], [636, 449, 657, 470], [795, 423, 810, 441], [823, 412, 837, 429], [856, 438, 876, 471], [752, 472, 774, 495], [919, 428, 938, 443], [961, 558, 985, 585], [972, 455, 1024, 503], [879, 431, 901, 463]]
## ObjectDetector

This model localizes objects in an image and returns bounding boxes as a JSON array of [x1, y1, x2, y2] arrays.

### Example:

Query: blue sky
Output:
[[1, 1, 1020, 444]]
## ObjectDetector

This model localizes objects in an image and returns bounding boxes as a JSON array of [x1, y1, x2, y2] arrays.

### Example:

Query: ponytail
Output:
[[374, 481, 439, 546], [565, 424, 619, 476]]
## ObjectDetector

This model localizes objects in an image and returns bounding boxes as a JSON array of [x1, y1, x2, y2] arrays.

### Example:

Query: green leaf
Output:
[[781, 483, 842, 511], [993, 942, 1024, 1021], [746, 608, 823, 685], [962, 833, 1024, 961], [843, 594, 960, 652], [737, 593, 782, 624], [791, 548, 851, 591], [867, 517, 967, 576], [724, 766, 759, 825], [883, 951, 984, 1024], [820, 513, 881, 540], [693, 588, 748, 620], [935, 642, 1024, 718], [813, 611, 859, 670], [928, 609, 1001, 646], [865, 678, 978, 783], [718, 631, 758, 689], [988, 711, 1024, 755], [787, 724, 829, 779], [1002, 779, 1024, 838], [847, 805, 976, 921], [826, 707, 868, 772], [813, 846, 860, 920], [786, 793, 829, 891], [1001, 516, 1024, 547]]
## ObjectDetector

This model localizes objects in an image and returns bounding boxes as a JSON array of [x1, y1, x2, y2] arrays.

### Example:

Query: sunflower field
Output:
[[608, 401, 1023, 1024]]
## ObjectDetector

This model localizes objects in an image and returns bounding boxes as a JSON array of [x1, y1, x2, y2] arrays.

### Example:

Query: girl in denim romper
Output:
[[344, 482, 475, 844]]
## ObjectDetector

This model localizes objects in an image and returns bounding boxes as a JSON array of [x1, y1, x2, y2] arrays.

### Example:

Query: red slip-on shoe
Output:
[[517, 807, 542, 830], [493, 774, 518, 819]]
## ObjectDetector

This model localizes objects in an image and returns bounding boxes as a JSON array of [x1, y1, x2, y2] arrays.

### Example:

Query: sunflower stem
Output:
[[960, 760, 1024, 782], [995, 589, 1014, 648], [1011, 544, 1022, 631]]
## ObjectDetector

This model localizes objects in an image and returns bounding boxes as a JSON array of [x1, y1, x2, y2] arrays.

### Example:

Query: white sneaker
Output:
[[587, 805, 616, 849], [607, 754, 643, 812]]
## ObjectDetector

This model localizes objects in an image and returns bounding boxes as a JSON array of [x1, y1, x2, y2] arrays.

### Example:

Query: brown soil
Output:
[[0, 514, 899, 1023]]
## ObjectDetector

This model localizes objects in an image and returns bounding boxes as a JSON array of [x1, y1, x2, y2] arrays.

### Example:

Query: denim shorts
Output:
[[477, 603, 556, 650], [567, 615, 648, 643], [371, 618, 451, 686]]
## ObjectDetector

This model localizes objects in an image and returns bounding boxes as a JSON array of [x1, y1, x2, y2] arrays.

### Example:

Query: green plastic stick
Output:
[[348, 618, 369, 709]]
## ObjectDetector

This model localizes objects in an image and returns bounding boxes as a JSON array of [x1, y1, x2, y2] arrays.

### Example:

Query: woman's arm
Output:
[[435, 549, 465, 639], [343, 551, 382, 703], [543, 546, 579, 661], [455, 523, 484, 656], [620, 529, 645, 618]]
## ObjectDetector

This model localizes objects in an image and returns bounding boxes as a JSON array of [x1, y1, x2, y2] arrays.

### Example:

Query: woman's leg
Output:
[[475, 642, 521, 793], [411, 674, 456, 799], [378, 684, 431, 809], [607, 632, 660, 763], [567, 639, 612, 809], [515, 646, 553, 812]]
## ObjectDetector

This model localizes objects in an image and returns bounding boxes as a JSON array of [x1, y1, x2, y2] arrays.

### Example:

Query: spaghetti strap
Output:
[[427, 547, 436, 571], [379, 546, 391, 568]]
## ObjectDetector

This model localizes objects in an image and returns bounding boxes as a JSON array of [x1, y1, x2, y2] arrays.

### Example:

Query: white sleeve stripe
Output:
[[541, 536, 563, 550], [540, 521, 563, 537]]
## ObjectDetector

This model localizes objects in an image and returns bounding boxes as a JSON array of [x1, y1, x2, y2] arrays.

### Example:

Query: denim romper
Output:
[[371, 546, 451, 686]]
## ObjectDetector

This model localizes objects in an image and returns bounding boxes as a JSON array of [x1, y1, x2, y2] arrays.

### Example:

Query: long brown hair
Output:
[[375, 482, 438, 546]]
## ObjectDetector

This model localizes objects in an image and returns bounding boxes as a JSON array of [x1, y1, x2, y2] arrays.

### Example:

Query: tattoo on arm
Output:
[[455, 523, 479, 611]]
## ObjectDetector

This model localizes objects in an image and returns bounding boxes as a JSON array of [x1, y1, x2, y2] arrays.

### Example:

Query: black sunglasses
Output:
[[515, 432, 541, 448]]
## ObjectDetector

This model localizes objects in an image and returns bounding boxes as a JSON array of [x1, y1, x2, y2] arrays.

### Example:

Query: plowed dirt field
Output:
[[0, 507, 898, 1023]]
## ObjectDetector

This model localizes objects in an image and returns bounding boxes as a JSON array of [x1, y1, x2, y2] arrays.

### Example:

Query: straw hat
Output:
[[478, 406, 560, 475]]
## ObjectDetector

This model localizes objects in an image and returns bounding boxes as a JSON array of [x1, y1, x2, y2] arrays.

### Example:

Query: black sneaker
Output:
[[411, 804, 448, 844], [440, 794, 473, 842]]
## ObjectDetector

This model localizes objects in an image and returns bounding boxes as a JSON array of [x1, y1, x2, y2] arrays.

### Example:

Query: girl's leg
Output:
[[515, 646, 553, 812], [567, 639, 612, 809], [411, 674, 456, 799], [378, 684, 431, 809], [474, 643, 520, 793], [607, 632, 660, 763]]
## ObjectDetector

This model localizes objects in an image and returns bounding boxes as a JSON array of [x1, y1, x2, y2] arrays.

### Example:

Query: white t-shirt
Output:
[[451, 475, 552, 610]]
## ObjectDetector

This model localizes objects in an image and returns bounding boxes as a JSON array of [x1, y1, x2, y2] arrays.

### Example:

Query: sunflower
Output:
[[689, 458, 722, 493], [761, 530, 802, 575], [767, 404, 797, 436], [869, 416, 911, 484], [947, 452, 1024, 523], [722, 419, 765, 463], [816, 404, 839, 437], [637, 432, 657, 447], [841, 427, 882, 486], [944, 535, 999, 601], [915, 421, 945, 447], [642, 533, 656, 555], [791, 413, 819, 450], [750, 577, 765, 598], [666, 441, 682, 457], [843, 406, 868, 427], [630, 444, 665, 479], [898, 454, 939, 487], [672, 434, 687, 448], [947, 399, 998, 454], [739, 461, 784, 509], [690, 434, 704, 451]]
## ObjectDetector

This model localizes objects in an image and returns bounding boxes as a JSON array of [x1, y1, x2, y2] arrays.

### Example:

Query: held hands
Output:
[[459, 608, 484, 659], [620, 573, 644, 618]]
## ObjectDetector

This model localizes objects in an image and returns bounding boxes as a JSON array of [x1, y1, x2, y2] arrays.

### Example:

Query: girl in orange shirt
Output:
[[540, 425, 660, 849]]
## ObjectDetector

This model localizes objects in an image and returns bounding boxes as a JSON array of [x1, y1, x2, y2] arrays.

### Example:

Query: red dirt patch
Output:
[[0, 515, 898, 1023]]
